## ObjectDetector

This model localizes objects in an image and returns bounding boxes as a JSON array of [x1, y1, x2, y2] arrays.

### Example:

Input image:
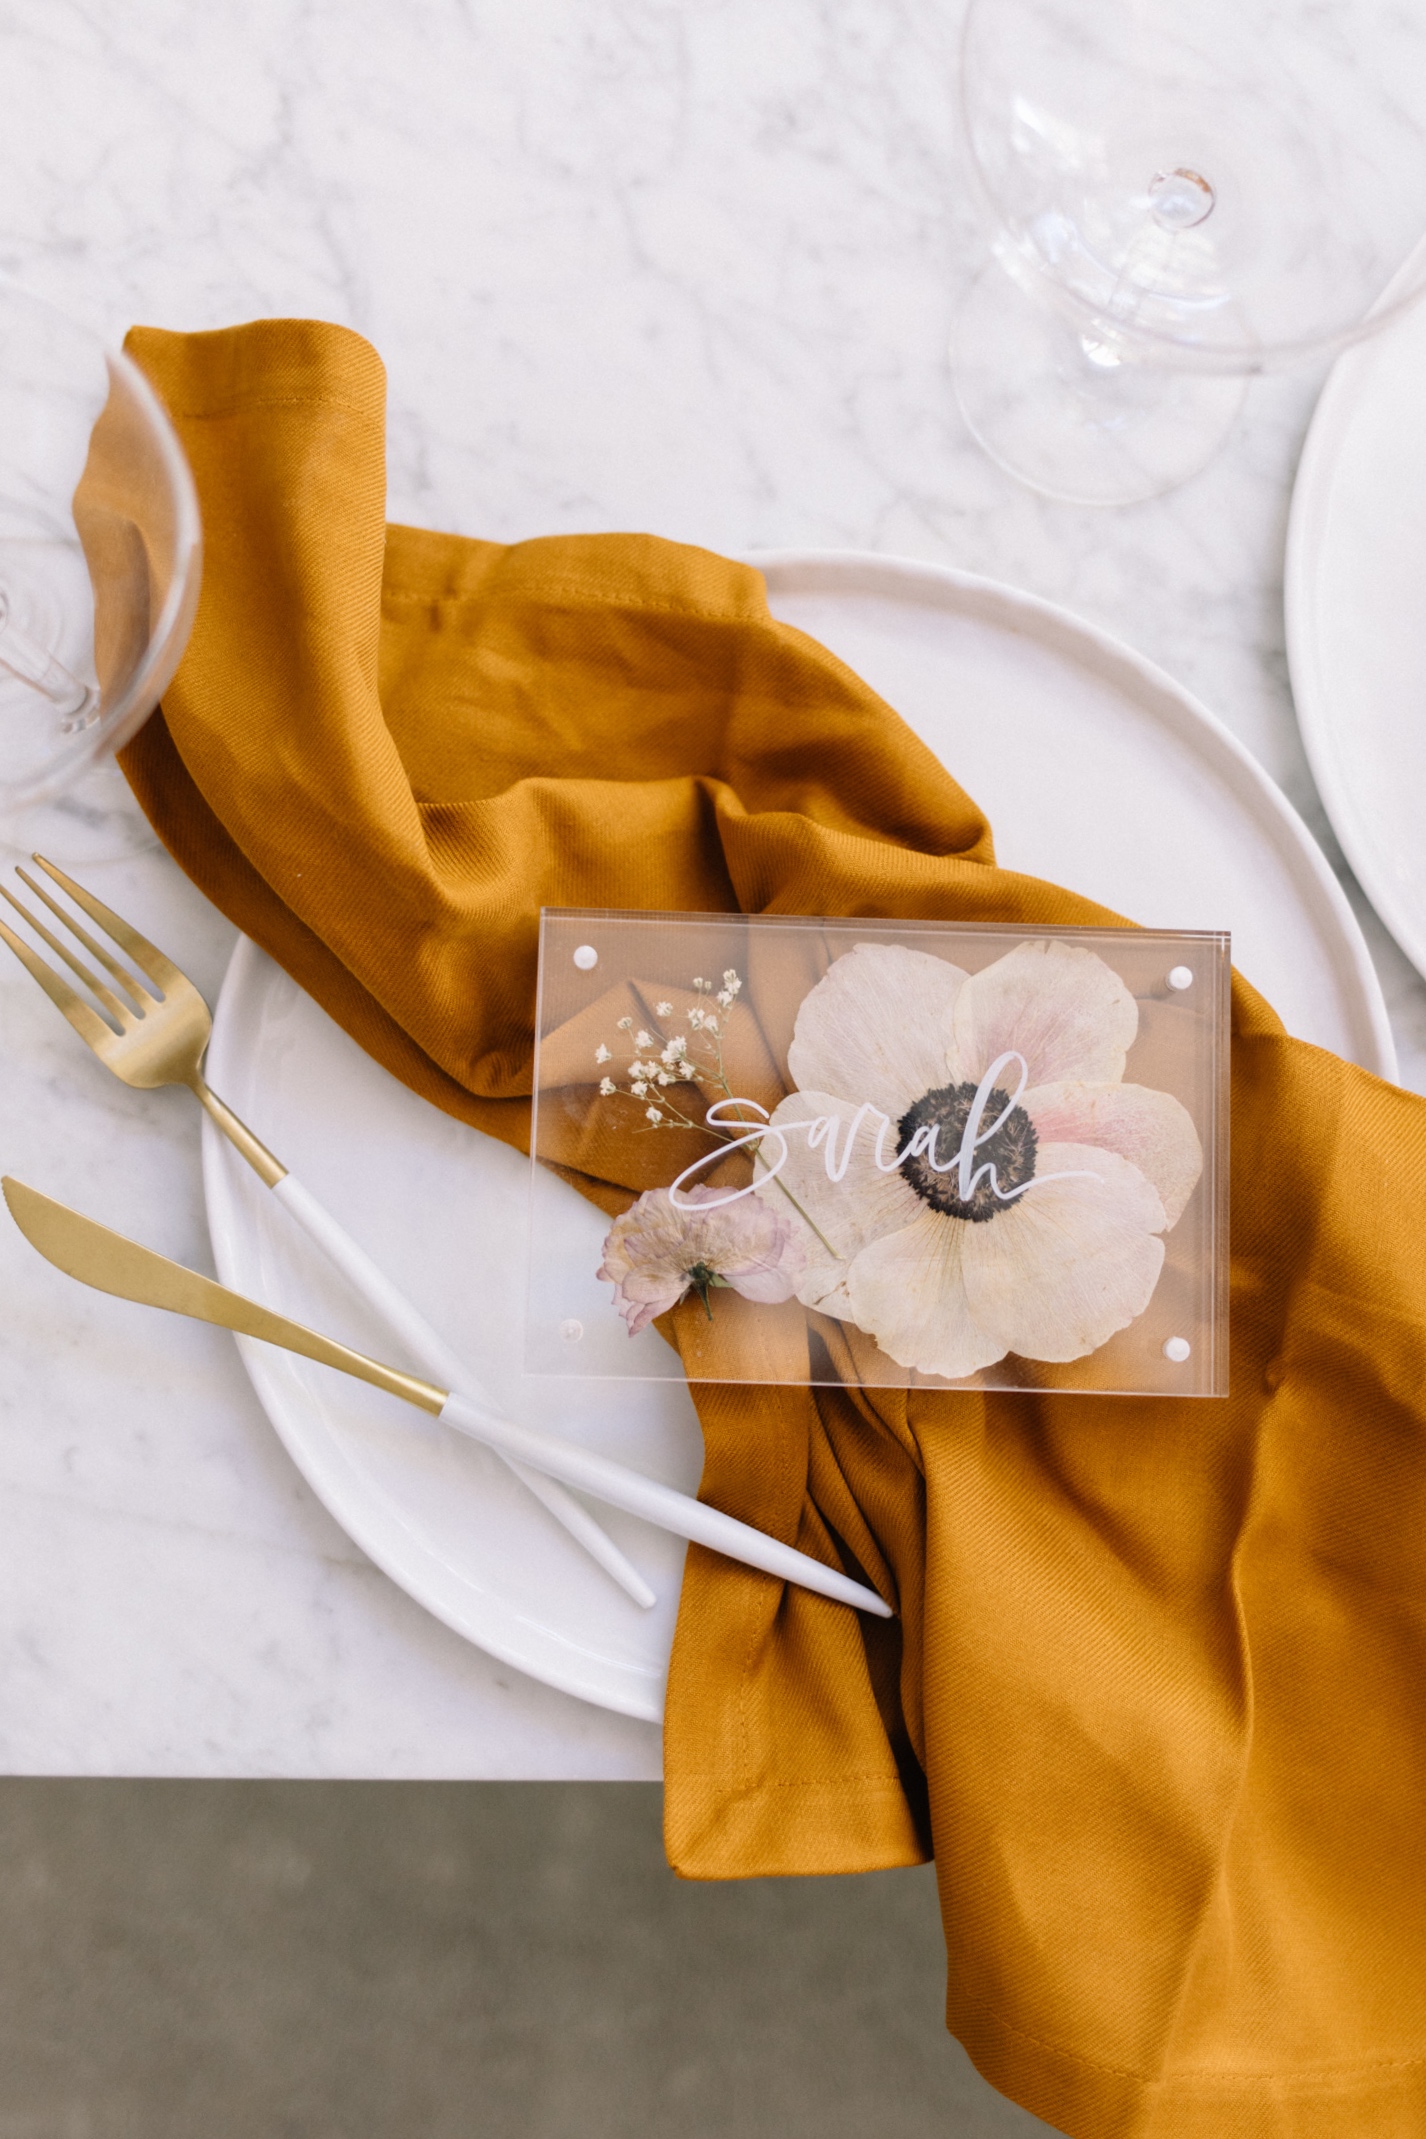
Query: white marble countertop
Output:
[[1, 0, 1423, 1777]]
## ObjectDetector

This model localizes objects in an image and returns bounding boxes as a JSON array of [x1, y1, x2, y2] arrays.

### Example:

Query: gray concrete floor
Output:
[[0, 1781, 1063, 2138]]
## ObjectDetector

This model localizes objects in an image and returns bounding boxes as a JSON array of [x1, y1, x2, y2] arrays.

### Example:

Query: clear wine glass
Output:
[[0, 281, 200, 859], [953, 0, 1426, 505]]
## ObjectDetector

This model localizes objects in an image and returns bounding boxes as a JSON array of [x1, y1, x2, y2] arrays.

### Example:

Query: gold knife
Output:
[[2, 1178, 892, 1620]]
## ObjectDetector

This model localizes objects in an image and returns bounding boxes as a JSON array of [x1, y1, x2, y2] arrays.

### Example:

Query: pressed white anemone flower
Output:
[[599, 1186, 806, 1335], [754, 940, 1202, 1379]]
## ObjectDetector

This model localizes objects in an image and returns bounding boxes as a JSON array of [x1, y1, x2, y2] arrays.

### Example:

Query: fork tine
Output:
[[30, 855, 186, 997], [15, 866, 154, 1011], [0, 886, 139, 1029], [0, 913, 125, 1055]]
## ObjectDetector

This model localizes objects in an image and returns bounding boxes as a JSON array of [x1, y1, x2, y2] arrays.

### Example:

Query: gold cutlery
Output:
[[0, 856, 655, 1609], [3, 1178, 890, 1619]]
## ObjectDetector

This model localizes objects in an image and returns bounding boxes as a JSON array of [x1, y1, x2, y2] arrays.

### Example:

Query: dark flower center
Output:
[[897, 1083, 1038, 1223], [684, 1259, 724, 1319]]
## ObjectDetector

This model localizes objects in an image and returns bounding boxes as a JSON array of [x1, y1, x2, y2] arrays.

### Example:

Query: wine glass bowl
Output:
[[954, 0, 1426, 502], [0, 282, 200, 841]]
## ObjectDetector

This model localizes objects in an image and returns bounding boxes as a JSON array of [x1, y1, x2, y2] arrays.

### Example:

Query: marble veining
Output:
[[0, 0, 1420, 1775]]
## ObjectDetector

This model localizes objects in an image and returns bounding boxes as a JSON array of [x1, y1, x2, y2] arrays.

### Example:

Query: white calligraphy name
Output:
[[667, 1050, 1101, 1212]]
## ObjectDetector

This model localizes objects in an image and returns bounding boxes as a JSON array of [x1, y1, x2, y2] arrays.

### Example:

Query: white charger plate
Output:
[[1286, 291, 1426, 983], [204, 550, 1394, 1723]]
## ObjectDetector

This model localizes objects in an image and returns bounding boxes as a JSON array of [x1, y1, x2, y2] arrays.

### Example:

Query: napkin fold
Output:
[[111, 319, 1426, 2139]]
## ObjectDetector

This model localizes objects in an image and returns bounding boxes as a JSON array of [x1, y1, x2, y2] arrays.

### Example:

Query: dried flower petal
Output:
[[761, 940, 1201, 1375], [598, 1186, 805, 1337]]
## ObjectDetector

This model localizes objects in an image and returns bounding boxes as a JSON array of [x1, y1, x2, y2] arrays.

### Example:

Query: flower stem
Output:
[[686, 1261, 731, 1321], [603, 992, 843, 1264], [763, 1175, 840, 1262]]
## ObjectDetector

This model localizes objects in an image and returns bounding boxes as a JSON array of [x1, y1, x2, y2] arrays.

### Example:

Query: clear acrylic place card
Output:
[[528, 911, 1230, 1397]]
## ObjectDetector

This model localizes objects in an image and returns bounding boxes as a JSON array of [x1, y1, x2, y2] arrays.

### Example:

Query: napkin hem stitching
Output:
[[166, 397, 374, 420], [379, 583, 762, 626], [977, 2005, 1426, 2088]]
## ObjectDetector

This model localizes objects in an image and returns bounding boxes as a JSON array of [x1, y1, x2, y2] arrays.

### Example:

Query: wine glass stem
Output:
[[0, 590, 97, 727]]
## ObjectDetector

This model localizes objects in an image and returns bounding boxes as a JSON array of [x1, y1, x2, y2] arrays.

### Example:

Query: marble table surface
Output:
[[1, 0, 1423, 1778]]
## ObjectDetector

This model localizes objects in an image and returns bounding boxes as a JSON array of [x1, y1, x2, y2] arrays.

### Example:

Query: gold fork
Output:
[[0, 856, 656, 1610]]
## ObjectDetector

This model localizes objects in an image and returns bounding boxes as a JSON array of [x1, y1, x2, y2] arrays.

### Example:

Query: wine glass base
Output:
[[951, 262, 1248, 507], [0, 751, 159, 867]]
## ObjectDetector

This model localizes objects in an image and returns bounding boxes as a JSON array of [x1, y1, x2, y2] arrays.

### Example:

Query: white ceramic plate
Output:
[[204, 551, 1394, 1722], [1286, 292, 1426, 984]]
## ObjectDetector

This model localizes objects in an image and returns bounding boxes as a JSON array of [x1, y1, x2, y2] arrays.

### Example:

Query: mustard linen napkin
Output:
[[107, 319, 1426, 2139]]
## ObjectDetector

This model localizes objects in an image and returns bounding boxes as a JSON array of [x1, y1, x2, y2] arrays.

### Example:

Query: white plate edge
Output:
[[1284, 303, 1426, 992], [751, 547, 1396, 1082], [201, 994, 668, 1726]]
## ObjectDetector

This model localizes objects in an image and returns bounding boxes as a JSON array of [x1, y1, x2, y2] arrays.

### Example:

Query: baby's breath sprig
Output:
[[592, 965, 838, 1261], [595, 970, 744, 1136]]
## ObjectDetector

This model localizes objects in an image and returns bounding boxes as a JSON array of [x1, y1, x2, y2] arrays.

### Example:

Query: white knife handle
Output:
[[439, 1390, 892, 1619], [269, 1171, 656, 1610]]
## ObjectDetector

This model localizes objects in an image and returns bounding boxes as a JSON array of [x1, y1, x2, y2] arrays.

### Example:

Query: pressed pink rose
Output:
[[598, 1185, 805, 1337]]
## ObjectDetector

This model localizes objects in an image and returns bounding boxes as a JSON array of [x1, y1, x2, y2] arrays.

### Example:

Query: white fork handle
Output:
[[269, 1171, 656, 1610], [439, 1391, 891, 1618]]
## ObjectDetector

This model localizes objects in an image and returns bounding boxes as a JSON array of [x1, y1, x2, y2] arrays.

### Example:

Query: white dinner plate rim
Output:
[[750, 549, 1395, 1080], [205, 547, 1396, 1721], [202, 997, 674, 1725], [1284, 304, 1426, 988]]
